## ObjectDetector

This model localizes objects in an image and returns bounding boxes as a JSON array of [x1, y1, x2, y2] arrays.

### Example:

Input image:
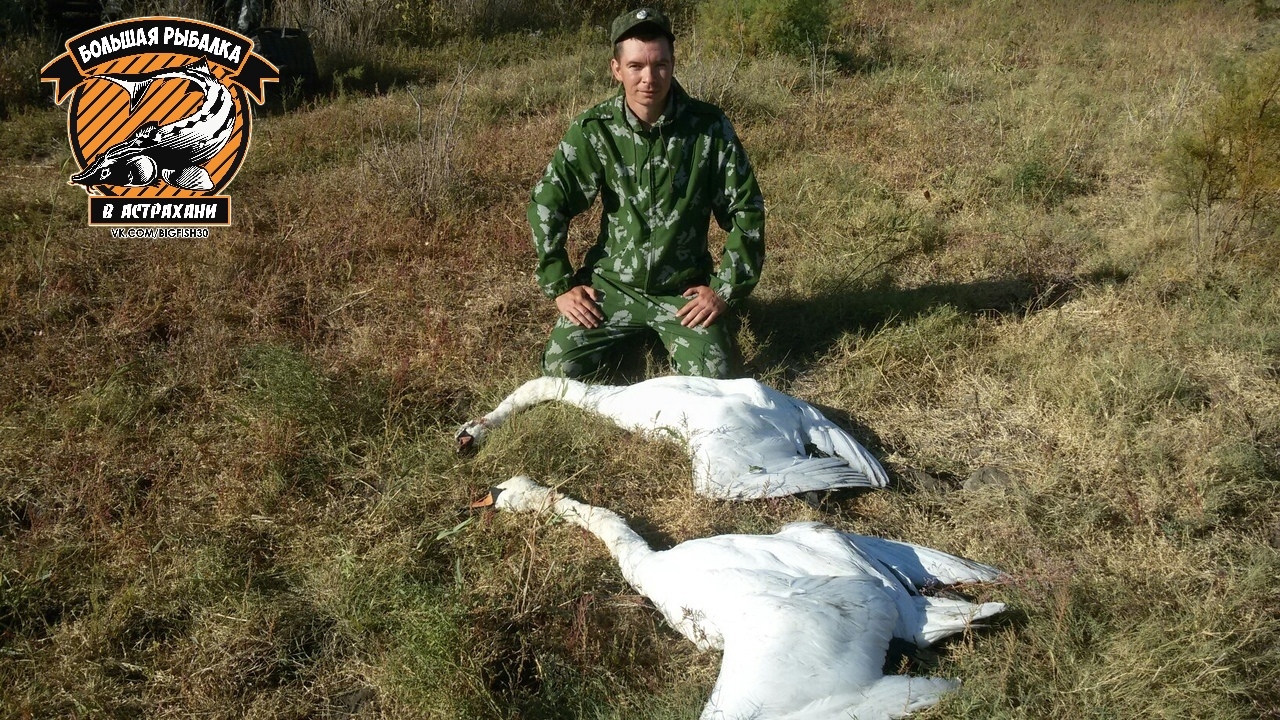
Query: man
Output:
[[529, 7, 766, 379]]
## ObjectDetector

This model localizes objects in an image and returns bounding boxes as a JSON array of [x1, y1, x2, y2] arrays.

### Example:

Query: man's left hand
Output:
[[677, 285, 727, 328]]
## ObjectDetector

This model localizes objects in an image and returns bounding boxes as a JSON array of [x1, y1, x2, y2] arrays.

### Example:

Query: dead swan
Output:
[[474, 475, 1007, 719], [457, 376, 889, 500]]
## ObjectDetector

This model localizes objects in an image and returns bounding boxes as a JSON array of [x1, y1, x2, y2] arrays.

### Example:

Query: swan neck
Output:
[[485, 377, 594, 427], [550, 495, 653, 583]]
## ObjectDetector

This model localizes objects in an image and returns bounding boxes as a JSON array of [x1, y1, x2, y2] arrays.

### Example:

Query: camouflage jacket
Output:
[[528, 80, 765, 304]]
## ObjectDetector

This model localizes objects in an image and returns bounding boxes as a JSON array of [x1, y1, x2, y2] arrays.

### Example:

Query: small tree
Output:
[[1163, 48, 1280, 258]]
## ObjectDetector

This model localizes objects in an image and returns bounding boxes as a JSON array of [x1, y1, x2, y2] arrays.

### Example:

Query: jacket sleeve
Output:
[[708, 116, 766, 306], [529, 121, 601, 299]]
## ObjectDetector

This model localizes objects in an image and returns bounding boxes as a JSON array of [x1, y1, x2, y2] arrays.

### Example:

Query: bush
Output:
[[1162, 48, 1280, 257], [0, 0, 40, 35], [0, 34, 56, 119], [271, 0, 401, 59], [394, 0, 698, 43], [994, 145, 1098, 209], [696, 0, 834, 58], [362, 73, 469, 219]]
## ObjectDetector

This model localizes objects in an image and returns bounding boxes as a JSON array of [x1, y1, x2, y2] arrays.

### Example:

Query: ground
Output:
[[1, 1, 1278, 718]]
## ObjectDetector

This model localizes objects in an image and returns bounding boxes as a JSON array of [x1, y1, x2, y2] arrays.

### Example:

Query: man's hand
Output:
[[677, 285, 727, 328], [555, 285, 604, 328]]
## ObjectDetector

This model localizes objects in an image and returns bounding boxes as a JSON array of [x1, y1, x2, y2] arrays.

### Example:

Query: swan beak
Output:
[[456, 419, 488, 455], [469, 487, 503, 509], [457, 432, 475, 454]]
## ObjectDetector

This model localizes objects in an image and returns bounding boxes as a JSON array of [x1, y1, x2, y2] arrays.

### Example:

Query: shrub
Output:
[[1162, 48, 1280, 257], [362, 73, 469, 219], [989, 141, 1099, 209], [0, 0, 39, 35], [0, 34, 56, 120], [696, 0, 834, 58], [394, 0, 697, 43], [270, 0, 401, 61]]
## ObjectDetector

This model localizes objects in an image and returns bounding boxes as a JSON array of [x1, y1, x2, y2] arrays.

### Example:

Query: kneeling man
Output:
[[530, 7, 766, 379]]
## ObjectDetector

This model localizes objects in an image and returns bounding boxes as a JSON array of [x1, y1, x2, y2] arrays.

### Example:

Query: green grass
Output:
[[2, 0, 1280, 717]]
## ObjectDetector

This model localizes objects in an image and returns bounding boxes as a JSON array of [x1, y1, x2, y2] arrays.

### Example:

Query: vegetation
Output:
[[695, 0, 834, 58], [1162, 46, 1280, 257], [2, 0, 1279, 718]]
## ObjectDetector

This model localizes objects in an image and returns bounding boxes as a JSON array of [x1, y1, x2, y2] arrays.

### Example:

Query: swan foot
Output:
[[800, 491, 824, 509]]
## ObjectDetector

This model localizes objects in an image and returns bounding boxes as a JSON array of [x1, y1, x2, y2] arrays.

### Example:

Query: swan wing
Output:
[[794, 400, 891, 488], [704, 574, 958, 720], [843, 535, 1006, 588], [693, 438, 884, 499], [705, 574, 893, 717], [841, 534, 1006, 646]]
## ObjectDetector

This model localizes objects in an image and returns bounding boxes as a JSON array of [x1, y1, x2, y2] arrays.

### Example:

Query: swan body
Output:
[[484, 476, 1007, 720], [458, 376, 890, 500]]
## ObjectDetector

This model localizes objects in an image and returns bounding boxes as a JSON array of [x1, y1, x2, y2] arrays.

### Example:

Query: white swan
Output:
[[456, 376, 890, 500], [475, 476, 1007, 720]]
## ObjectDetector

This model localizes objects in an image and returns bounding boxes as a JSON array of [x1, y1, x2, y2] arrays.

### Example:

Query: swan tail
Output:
[[844, 535, 1007, 588], [914, 596, 1006, 646]]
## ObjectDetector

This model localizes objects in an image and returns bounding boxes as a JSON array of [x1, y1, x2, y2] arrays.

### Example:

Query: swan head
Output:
[[470, 475, 559, 514], [455, 418, 490, 454]]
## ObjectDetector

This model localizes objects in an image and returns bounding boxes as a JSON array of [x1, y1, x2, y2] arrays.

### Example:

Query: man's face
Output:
[[610, 36, 673, 120]]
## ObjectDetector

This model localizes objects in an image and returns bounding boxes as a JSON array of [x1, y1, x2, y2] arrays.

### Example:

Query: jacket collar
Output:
[[594, 78, 689, 127]]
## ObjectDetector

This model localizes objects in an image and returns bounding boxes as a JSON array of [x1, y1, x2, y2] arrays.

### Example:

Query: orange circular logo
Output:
[[41, 17, 278, 225]]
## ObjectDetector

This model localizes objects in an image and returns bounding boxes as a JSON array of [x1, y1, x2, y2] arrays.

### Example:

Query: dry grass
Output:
[[2, 0, 1279, 717]]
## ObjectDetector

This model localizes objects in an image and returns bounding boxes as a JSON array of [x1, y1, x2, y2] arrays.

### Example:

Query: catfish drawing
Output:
[[71, 58, 236, 192]]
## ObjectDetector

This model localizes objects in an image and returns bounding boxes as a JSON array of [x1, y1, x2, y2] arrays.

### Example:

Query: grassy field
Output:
[[2, 0, 1279, 717]]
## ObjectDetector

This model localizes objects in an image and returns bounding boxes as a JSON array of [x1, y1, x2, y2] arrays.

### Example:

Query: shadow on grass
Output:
[[626, 513, 682, 552], [741, 270, 1129, 489], [744, 271, 1129, 379], [251, 60, 434, 116]]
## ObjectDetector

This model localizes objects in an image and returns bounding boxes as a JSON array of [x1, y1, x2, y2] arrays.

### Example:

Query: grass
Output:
[[2, 0, 1280, 717]]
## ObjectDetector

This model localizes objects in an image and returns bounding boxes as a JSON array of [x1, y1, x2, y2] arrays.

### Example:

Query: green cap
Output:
[[610, 7, 675, 45]]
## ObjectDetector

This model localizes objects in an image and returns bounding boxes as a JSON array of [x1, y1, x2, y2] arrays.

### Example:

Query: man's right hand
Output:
[[555, 285, 604, 328]]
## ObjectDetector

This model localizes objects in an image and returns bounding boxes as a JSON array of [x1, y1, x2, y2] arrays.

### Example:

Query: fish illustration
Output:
[[71, 58, 237, 192]]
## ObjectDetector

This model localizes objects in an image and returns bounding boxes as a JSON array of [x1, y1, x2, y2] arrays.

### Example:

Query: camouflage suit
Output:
[[530, 79, 765, 378]]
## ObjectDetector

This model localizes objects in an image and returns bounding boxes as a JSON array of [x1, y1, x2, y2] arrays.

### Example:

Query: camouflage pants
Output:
[[542, 274, 732, 379]]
